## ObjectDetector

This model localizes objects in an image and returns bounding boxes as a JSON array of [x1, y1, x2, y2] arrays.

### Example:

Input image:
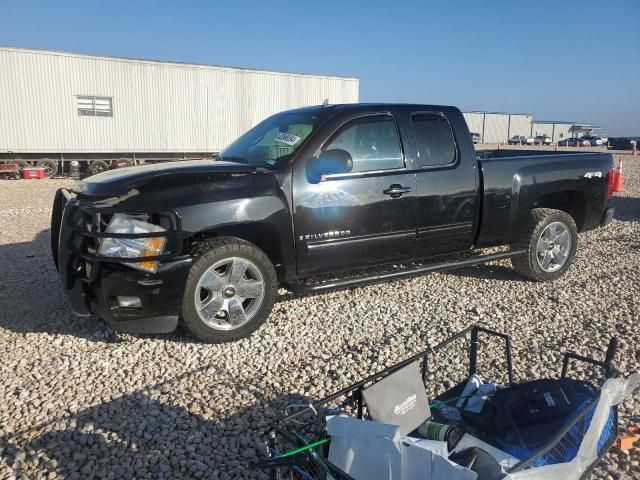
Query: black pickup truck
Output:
[[51, 104, 621, 342]]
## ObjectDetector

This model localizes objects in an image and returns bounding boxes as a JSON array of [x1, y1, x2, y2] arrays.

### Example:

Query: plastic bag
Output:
[[327, 416, 477, 479]]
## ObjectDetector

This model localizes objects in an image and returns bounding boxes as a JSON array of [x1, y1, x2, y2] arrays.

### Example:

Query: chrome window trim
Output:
[[322, 166, 408, 181], [317, 112, 407, 181], [410, 111, 460, 170]]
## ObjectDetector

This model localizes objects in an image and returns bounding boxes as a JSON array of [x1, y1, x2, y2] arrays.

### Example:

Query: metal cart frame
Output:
[[257, 324, 619, 480]]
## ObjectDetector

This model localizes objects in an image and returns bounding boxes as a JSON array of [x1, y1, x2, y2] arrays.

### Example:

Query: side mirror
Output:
[[307, 149, 353, 183]]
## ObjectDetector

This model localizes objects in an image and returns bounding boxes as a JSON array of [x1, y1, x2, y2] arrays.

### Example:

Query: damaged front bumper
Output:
[[51, 188, 191, 333]]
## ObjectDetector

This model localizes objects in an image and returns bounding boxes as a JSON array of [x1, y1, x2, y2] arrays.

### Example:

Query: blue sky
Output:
[[2, 0, 639, 135]]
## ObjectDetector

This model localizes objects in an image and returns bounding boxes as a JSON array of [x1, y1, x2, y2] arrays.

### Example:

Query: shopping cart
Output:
[[256, 325, 620, 480]]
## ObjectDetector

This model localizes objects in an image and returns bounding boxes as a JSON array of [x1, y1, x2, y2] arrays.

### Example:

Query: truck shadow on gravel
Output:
[[610, 195, 640, 222], [447, 263, 527, 282], [450, 195, 640, 282], [3, 193, 637, 343], [0, 387, 307, 479], [0, 229, 122, 343]]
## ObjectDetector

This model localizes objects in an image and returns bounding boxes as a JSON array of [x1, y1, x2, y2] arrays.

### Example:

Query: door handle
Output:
[[383, 184, 411, 198]]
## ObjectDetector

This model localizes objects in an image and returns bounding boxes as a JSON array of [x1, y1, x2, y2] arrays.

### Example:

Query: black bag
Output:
[[461, 378, 597, 456], [449, 447, 503, 480]]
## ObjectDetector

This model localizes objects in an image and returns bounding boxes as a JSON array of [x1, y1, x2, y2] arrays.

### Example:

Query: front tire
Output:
[[511, 208, 578, 282], [181, 238, 277, 343]]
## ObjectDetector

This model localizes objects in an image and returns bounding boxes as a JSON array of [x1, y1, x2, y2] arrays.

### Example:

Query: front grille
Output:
[[63, 203, 184, 283], [83, 211, 102, 255]]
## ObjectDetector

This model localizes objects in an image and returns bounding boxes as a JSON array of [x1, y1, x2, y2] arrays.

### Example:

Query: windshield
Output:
[[218, 111, 322, 169]]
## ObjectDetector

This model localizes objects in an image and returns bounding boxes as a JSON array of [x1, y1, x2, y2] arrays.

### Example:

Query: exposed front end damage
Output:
[[51, 188, 191, 333]]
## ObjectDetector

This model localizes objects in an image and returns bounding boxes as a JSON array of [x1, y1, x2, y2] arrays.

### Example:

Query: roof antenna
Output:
[[322, 98, 329, 107]]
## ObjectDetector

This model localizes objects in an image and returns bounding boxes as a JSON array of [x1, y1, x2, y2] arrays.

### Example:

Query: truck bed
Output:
[[475, 150, 614, 247]]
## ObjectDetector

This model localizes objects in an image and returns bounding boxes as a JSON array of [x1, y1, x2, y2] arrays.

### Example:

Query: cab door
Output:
[[292, 113, 417, 275], [409, 112, 479, 258]]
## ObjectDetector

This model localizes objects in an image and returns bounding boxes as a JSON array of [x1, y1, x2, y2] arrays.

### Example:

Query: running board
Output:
[[285, 249, 526, 295]]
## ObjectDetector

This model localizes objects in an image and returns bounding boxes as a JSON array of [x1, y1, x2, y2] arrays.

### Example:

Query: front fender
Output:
[[178, 195, 294, 281]]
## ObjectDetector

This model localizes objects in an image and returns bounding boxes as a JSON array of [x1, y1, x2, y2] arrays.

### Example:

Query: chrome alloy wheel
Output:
[[536, 221, 572, 272], [194, 257, 265, 330]]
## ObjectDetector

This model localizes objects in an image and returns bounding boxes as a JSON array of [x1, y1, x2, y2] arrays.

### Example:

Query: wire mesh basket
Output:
[[255, 325, 618, 480], [507, 397, 618, 476]]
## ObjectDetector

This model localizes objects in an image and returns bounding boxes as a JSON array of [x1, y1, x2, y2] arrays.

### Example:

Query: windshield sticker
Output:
[[266, 159, 277, 165], [274, 132, 302, 146]]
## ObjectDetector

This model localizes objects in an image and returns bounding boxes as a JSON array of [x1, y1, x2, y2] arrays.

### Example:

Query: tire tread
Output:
[[511, 208, 577, 282], [182, 237, 277, 343]]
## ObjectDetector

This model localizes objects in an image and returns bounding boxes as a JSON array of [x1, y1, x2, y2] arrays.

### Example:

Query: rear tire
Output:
[[88, 160, 109, 176], [115, 158, 133, 168], [511, 208, 578, 282], [36, 159, 58, 177], [181, 237, 277, 343], [15, 160, 30, 171]]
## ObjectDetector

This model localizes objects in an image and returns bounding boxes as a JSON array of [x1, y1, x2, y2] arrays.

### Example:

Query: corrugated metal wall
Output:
[[532, 123, 574, 142], [552, 124, 572, 142], [463, 112, 533, 143], [0, 48, 359, 153], [508, 114, 533, 137], [462, 113, 484, 137], [482, 114, 509, 143], [532, 123, 554, 139]]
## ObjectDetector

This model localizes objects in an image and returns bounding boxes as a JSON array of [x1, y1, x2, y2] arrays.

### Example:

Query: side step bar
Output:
[[285, 249, 527, 295]]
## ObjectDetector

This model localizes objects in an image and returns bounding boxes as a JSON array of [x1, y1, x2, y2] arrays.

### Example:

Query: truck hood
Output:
[[73, 160, 257, 197]]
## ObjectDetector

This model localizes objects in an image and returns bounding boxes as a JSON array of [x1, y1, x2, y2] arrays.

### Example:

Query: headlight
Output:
[[98, 213, 167, 273]]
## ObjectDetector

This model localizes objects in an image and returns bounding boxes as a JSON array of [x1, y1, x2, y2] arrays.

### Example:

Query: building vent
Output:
[[77, 96, 113, 117]]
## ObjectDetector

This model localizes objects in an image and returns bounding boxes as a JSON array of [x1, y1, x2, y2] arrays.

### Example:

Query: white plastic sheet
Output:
[[402, 437, 477, 480], [327, 416, 402, 479], [327, 416, 477, 479]]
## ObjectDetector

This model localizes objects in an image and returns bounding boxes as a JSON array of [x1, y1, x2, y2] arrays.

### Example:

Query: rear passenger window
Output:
[[412, 114, 457, 167], [324, 115, 404, 173]]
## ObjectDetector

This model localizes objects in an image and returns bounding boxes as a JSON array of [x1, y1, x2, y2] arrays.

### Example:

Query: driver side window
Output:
[[324, 115, 404, 173]]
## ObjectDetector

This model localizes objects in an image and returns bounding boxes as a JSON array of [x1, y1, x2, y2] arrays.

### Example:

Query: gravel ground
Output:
[[1, 154, 638, 479]]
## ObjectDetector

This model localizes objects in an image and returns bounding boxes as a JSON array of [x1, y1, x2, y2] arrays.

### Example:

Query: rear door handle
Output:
[[383, 184, 411, 198]]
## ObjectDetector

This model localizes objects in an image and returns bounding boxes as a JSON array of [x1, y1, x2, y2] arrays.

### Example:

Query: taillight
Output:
[[607, 158, 623, 198]]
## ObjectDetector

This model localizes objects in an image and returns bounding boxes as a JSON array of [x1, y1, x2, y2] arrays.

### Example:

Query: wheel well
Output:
[[188, 223, 284, 270], [536, 190, 586, 231]]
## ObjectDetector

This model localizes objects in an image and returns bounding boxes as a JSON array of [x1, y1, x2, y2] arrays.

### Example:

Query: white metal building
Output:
[[0, 47, 359, 156], [532, 121, 600, 143], [462, 111, 533, 143]]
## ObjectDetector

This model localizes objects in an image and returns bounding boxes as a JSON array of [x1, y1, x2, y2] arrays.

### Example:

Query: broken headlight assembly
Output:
[[98, 213, 167, 273]]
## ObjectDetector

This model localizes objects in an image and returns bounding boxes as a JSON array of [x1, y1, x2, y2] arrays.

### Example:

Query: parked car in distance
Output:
[[558, 137, 589, 147], [600, 135, 608, 146], [580, 135, 603, 146], [51, 103, 620, 342], [508, 135, 533, 145], [534, 135, 552, 145], [471, 132, 481, 144], [608, 137, 639, 150]]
